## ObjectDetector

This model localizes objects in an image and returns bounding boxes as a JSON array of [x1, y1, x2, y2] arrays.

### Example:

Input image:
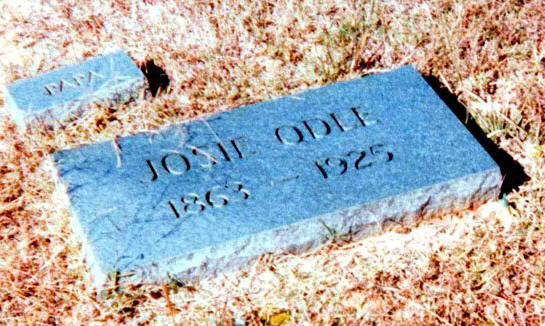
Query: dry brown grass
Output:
[[0, 0, 544, 324]]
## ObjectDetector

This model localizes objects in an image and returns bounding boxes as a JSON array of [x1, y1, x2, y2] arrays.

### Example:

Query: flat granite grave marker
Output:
[[4, 50, 145, 129], [52, 66, 502, 288]]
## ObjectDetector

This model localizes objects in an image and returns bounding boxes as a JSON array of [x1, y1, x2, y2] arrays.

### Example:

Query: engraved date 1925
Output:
[[314, 143, 394, 179], [168, 181, 250, 219]]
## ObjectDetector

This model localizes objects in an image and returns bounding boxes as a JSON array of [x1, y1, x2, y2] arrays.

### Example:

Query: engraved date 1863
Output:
[[168, 181, 250, 219]]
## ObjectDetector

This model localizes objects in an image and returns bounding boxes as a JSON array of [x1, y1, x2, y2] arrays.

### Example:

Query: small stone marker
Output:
[[4, 50, 145, 129], [52, 66, 501, 288]]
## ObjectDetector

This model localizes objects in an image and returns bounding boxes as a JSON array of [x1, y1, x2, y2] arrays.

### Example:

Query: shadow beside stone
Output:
[[140, 60, 170, 97], [423, 75, 529, 196]]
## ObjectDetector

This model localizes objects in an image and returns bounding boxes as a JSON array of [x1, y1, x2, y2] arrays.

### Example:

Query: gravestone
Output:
[[4, 50, 145, 129], [52, 66, 502, 288]]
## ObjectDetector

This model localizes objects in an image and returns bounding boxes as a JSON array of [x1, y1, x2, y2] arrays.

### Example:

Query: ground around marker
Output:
[[1, 1, 542, 324]]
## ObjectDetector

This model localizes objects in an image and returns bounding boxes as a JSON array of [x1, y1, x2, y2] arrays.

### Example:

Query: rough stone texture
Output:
[[52, 66, 502, 288], [4, 50, 145, 129]]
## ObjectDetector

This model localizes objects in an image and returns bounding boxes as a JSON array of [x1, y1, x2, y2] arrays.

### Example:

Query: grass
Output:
[[0, 0, 544, 324]]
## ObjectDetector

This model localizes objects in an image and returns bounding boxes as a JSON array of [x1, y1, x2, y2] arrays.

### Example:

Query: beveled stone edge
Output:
[[76, 165, 502, 290], [41, 157, 110, 290]]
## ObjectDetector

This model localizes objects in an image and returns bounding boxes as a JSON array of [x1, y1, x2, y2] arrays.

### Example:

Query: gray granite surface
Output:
[[52, 66, 502, 288], [4, 50, 145, 129]]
